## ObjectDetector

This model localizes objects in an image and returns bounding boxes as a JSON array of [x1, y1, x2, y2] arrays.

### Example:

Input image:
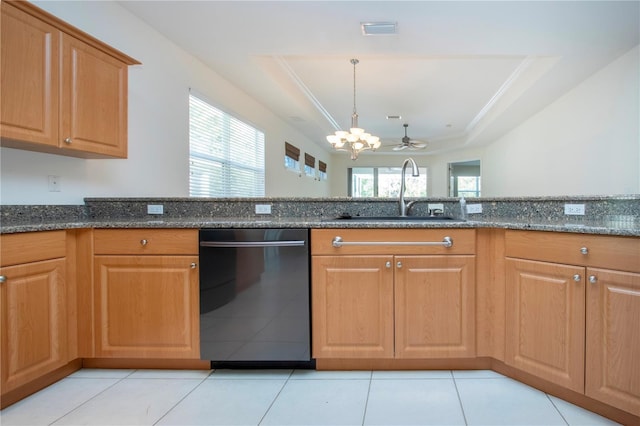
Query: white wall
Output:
[[482, 45, 640, 197], [0, 1, 331, 205], [329, 46, 640, 198]]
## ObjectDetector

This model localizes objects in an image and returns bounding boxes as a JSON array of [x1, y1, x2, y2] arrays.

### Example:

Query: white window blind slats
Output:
[[189, 93, 265, 197]]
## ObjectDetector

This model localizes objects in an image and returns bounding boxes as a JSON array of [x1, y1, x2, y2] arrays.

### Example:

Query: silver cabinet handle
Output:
[[385, 261, 391, 269], [396, 261, 403, 268], [573, 274, 581, 282], [0, 276, 5, 283], [589, 275, 597, 284], [580, 247, 588, 255], [332, 236, 453, 248], [140, 239, 148, 246], [64, 137, 72, 144], [190, 263, 197, 269]]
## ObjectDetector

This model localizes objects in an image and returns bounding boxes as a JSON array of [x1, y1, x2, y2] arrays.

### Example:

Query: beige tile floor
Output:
[[0, 369, 620, 425]]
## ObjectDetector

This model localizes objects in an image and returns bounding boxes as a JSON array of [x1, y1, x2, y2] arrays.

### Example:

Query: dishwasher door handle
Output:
[[200, 240, 306, 248]]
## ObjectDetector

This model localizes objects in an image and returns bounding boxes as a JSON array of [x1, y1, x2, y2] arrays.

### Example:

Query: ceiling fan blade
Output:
[[392, 145, 407, 151], [411, 142, 427, 149]]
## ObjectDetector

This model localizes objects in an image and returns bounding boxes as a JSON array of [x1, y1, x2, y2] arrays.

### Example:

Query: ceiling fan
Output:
[[391, 124, 427, 151]]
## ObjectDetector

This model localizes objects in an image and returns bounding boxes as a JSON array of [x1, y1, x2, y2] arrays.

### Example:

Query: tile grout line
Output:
[[451, 371, 470, 426], [545, 393, 571, 426], [152, 370, 215, 426], [360, 371, 374, 426], [47, 369, 138, 426], [257, 369, 295, 425]]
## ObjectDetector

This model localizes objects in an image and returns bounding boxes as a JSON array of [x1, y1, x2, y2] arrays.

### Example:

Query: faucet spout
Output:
[[399, 158, 419, 216]]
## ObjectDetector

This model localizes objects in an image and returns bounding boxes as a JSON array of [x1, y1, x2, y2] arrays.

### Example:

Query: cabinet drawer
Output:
[[0, 231, 66, 266], [505, 230, 640, 273], [311, 229, 475, 255], [93, 229, 198, 255]]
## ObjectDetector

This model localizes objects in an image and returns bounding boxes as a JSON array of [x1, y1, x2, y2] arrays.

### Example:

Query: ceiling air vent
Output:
[[361, 22, 397, 36]]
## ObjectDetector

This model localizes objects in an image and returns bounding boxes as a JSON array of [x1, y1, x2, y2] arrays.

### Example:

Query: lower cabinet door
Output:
[[94, 255, 199, 359], [395, 255, 476, 358], [312, 255, 394, 358], [1, 259, 67, 393], [586, 268, 640, 415], [505, 258, 585, 392]]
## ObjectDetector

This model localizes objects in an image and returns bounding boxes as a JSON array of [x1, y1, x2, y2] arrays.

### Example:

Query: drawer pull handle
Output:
[[190, 263, 197, 269], [573, 274, 582, 282], [385, 261, 391, 269], [580, 247, 588, 255], [332, 236, 453, 248], [0, 276, 5, 283], [64, 137, 72, 144], [140, 239, 148, 246], [589, 275, 598, 284], [397, 261, 403, 269]]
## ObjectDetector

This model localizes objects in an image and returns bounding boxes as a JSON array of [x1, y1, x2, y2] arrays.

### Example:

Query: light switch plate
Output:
[[427, 203, 444, 211], [147, 204, 164, 215], [255, 204, 272, 214], [48, 175, 61, 192]]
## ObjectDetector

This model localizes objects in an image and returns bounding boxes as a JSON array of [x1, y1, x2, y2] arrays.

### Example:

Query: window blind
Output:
[[304, 153, 315, 168], [189, 93, 265, 197], [285, 142, 300, 161]]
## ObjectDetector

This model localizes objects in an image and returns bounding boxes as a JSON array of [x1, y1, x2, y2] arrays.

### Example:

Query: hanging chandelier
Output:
[[326, 59, 381, 160]]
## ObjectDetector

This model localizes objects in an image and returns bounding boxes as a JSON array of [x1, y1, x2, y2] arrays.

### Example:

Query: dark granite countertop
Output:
[[2, 215, 639, 237]]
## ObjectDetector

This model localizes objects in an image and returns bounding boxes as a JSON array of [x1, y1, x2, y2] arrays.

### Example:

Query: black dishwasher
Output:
[[198, 228, 312, 368]]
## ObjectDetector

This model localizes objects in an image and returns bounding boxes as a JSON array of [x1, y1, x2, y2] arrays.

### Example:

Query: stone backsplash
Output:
[[1, 195, 638, 226]]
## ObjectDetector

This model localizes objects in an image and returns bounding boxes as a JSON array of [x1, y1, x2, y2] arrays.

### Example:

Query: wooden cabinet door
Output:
[[0, 259, 67, 393], [312, 255, 394, 358], [94, 256, 199, 359], [60, 33, 127, 158], [395, 255, 476, 358], [505, 258, 585, 392], [586, 268, 640, 415], [1, 3, 59, 146]]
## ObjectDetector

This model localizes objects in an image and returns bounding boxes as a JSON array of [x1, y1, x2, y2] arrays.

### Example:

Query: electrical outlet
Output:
[[427, 203, 444, 212], [48, 175, 61, 192], [255, 204, 272, 214], [466, 203, 483, 214], [564, 203, 585, 215], [147, 204, 164, 215]]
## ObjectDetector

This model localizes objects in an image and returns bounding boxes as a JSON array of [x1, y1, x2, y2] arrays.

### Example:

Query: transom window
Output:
[[189, 92, 265, 197]]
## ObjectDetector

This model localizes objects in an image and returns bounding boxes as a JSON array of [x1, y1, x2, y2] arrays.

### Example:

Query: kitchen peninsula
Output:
[[1, 196, 638, 424]]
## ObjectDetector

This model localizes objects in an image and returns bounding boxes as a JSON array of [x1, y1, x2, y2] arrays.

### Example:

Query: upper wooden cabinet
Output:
[[0, 1, 139, 158]]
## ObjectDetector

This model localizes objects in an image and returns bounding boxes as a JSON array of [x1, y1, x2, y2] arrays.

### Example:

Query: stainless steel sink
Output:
[[329, 215, 461, 221]]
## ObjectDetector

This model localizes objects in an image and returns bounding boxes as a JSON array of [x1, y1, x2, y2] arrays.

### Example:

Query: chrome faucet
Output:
[[399, 157, 419, 216]]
